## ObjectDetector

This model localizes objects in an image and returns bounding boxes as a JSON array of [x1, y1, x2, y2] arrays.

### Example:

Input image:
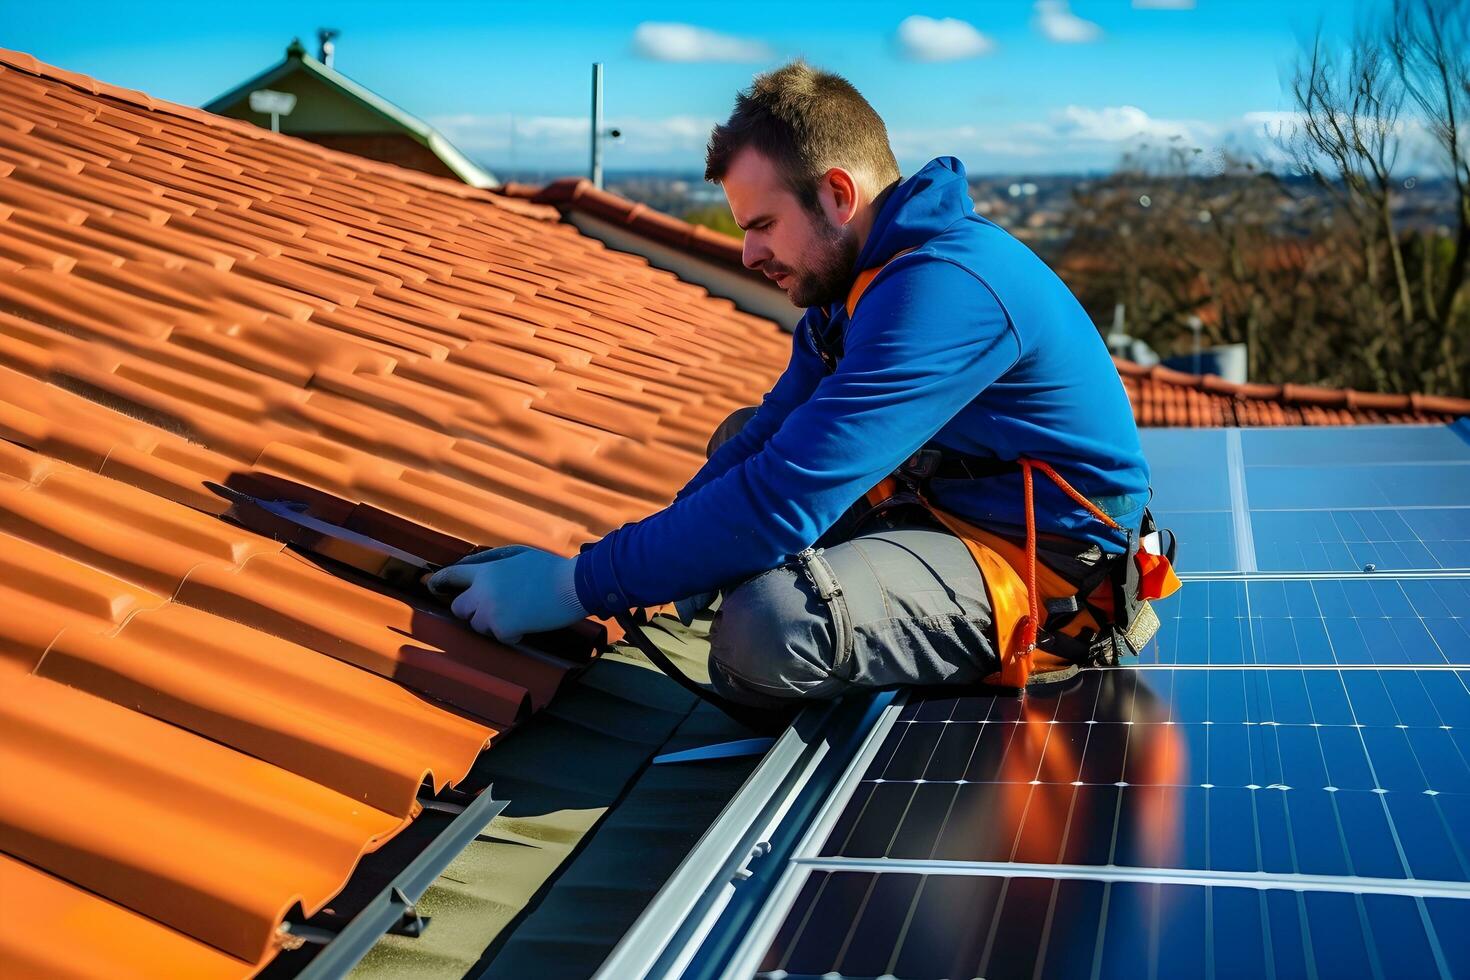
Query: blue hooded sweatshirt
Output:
[[574, 156, 1150, 619]]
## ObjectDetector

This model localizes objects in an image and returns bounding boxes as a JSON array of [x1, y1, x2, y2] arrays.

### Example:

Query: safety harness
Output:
[[833, 248, 1182, 689], [615, 247, 1182, 728]]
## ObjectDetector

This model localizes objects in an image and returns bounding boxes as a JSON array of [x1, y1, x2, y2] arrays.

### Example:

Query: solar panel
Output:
[[736, 424, 1470, 979], [756, 870, 1469, 980], [818, 670, 1470, 880], [1144, 579, 1470, 666]]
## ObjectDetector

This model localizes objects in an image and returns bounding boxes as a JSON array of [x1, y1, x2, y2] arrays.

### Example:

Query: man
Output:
[[430, 61, 1151, 707]]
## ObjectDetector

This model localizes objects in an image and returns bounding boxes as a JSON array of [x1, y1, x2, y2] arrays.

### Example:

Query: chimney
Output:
[[317, 28, 339, 67]]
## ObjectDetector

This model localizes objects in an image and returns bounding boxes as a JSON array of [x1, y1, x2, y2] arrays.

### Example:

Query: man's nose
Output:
[[742, 237, 770, 271]]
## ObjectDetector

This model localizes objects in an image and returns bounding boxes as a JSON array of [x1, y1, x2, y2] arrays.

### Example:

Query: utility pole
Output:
[[590, 63, 604, 190]]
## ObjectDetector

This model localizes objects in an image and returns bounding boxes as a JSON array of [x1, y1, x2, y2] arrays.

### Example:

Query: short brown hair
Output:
[[705, 60, 900, 211]]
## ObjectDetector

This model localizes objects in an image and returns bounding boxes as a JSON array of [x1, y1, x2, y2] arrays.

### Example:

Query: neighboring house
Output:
[[205, 38, 497, 188], [499, 178, 802, 331]]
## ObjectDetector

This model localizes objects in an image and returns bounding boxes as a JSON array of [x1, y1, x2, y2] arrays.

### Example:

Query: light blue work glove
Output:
[[426, 545, 588, 644], [674, 589, 717, 626]]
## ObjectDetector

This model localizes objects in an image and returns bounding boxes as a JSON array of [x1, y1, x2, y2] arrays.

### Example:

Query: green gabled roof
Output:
[[204, 40, 498, 189]]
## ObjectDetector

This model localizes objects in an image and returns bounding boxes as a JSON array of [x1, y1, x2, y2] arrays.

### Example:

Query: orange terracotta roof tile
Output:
[[0, 47, 790, 976], [1113, 357, 1470, 427]]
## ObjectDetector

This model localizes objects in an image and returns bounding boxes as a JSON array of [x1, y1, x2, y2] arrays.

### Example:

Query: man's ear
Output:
[[821, 167, 861, 226]]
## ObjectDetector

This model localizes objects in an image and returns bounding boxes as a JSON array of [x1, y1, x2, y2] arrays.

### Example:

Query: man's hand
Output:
[[426, 545, 588, 644]]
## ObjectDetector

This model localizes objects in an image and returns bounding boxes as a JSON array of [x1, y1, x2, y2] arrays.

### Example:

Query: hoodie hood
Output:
[[852, 156, 977, 274]]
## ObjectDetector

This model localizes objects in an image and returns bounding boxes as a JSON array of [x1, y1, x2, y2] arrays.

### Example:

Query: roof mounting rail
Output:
[[291, 785, 510, 979], [593, 690, 898, 980]]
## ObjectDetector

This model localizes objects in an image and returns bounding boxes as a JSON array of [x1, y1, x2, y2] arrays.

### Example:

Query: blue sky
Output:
[[6, 1, 1367, 176]]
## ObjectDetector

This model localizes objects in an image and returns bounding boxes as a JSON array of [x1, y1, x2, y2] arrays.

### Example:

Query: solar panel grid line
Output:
[[783, 857, 1470, 899], [1183, 572, 1470, 579], [1247, 504, 1470, 510], [1225, 428, 1259, 574], [1124, 664, 1468, 670], [1246, 460, 1470, 468]]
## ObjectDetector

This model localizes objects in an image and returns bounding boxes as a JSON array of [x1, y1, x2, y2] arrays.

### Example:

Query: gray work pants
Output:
[[703, 408, 1102, 708]]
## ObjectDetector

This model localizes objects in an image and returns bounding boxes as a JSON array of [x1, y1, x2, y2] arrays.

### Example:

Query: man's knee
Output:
[[706, 405, 758, 459], [707, 563, 845, 707]]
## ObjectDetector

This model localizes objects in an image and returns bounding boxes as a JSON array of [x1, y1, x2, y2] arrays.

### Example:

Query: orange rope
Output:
[[1021, 459, 1039, 652], [1018, 456, 1122, 657], [1028, 459, 1122, 530]]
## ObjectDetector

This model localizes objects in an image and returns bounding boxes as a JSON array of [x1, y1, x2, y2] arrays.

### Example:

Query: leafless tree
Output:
[[1060, 0, 1468, 397], [1279, 0, 1468, 393]]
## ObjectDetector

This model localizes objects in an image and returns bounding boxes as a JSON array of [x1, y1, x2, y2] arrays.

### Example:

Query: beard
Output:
[[776, 209, 860, 309]]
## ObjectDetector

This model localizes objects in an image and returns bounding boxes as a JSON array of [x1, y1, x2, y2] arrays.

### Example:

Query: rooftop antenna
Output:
[[318, 28, 340, 68], [589, 63, 622, 190], [249, 88, 297, 133]]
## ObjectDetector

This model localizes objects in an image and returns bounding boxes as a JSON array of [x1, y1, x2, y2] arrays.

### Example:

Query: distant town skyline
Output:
[[9, 0, 1373, 177]]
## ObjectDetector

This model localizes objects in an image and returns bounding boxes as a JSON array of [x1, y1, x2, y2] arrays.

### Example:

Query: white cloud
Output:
[[896, 15, 996, 62], [1048, 104, 1208, 143], [1033, 1, 1103, 43], [1132, 0, 1196, 8], [632, 22, 773, 63], [887, 105, 1274, 170]]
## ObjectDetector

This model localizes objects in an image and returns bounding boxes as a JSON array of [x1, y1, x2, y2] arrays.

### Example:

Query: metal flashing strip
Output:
[[294, 786, 510, 980], [1225, 428, 1259, 573], [594, 692, 896, 980], [784, 858, 1470, 901], [701, 697, 910, 980]]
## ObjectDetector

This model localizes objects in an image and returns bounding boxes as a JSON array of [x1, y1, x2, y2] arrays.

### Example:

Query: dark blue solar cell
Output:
[[775, 870, 872, 974], [1211, 887, 1271, 978], [1303, 891, 1381, 977], [1206, 787, 1263, 872], [1336, 790, 1408, 879], [873, 721, 941, 780], [887, 783, 957, 859], [1319, 726, 1377, 789], [1284, 787, 1354, 876], [890, 873, 1007, 978], [1429, 892, 1470, 978], [836, 872, 922, 976], [1036, 876, 1108, 977], [1385, 791, 1470, 881]]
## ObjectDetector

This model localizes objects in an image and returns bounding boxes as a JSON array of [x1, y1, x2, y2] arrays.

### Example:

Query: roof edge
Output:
[[499, 178, 759, 280], [1112, 356, 1470, 418]]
